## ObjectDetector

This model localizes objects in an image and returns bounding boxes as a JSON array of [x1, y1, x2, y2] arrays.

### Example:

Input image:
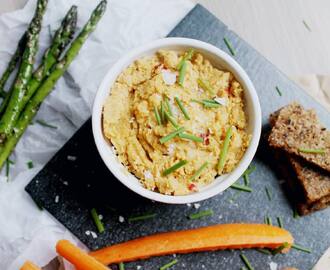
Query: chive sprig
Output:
[[162, 160, 188, 176]]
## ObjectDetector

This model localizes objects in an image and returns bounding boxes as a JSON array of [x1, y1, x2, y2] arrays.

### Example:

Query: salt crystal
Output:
[[269, 261, 278, 270], [55, 195, 59, 203], [161, 69, 177, 85], [85, 231, 90, 235], [119, 216, 125, 223], [90, 231, 97, 239], [193, 203, 201, 209]]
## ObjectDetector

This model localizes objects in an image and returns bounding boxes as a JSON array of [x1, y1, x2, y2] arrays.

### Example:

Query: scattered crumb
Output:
[[119, 216, 125, 223], [67, 155, 77, 161], [55, 195, 59, 203], [193, 203, 201, 209]]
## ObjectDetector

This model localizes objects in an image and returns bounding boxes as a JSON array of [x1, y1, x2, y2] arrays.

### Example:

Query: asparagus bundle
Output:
[[0, 5, 77, 116], [0, 0, 48, 143], [0, 0, 107, 168]]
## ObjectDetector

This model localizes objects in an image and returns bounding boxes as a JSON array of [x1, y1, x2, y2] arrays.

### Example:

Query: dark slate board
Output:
[[26, 4, 330, 270]]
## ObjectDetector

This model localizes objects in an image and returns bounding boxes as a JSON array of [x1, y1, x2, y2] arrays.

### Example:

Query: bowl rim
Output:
[[92, 37, 261, 204]]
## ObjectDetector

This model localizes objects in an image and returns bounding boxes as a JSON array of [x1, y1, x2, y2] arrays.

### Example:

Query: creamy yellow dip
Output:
[[103, 50, 250, 195]]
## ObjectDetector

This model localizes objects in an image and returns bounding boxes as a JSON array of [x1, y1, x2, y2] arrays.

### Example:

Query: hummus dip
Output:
[[103, 49, 250, 195]]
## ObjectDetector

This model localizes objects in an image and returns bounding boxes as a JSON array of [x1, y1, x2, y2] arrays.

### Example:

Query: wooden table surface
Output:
[[1, 0, 329, 76]]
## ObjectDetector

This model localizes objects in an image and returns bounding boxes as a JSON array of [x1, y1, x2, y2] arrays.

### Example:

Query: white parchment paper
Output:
[[0, 0, 193, 269]]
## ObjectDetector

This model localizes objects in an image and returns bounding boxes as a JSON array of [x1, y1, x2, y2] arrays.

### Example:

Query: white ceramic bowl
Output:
[[92, 37, 261, 204]]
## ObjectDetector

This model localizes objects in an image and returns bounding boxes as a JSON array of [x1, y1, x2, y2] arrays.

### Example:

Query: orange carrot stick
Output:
[[90, 223, 294, 265], [20, 261, 42, 270], [56, 240, 109, 270]]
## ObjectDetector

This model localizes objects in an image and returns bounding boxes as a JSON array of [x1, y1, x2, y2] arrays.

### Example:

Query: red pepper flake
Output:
[[188, 183, 198, 192], [200, 130, 210, 145]]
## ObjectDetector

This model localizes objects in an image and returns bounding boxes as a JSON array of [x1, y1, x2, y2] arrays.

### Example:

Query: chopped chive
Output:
[[218, 126, 233, 171], [175, 97, 190, 120], [256, 248, 272, 255], [298, 148, 325, 154], [230, 183, 252, 192], [128, 213, 156, 222], [202, 99, 218, 104], [8, 159, 14, 165], [36, 119, 58, 129], [272, 242, 289, 255], [240, 268, 248, 270], [275, 86, 282, 96], [164, 97, 173, 116], [188, 209, 213, 220], [191, 99, 219, 108], [154, 106, 161, 125], [244, 165, 256, 175], [293, 208, 300, 219], [189, 162, 208, 182], [27, 161, 34, 169], [265, 187, 272, 201], [302, 20, 311, 32], [160, 127, 185, 144], [164, 110, 179, 128], [223, 37, 236, 56], [292, 243, 312, 253], [177, 48, 194, 70], [240, 254, 254, 270], [160, 101, 166, 124], [264, 216, 272, 225], [197, 78, 215, 95], [119, 262, 125, 270], [90, 208, 105, 233], [5, 159, 10, 179], [159, 259, 178, 270], [162, 160, 188, 176], [178, 132, 203, 143], [243, 174, 249, 186], [277, 216, 284, 228], [178, 61, 187, 86]]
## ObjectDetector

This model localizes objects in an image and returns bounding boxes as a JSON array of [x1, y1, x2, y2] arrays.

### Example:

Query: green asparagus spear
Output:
[[0, 5, 77, 116], [0, 0, 107, 169], [0, 0, 48, 143], [0, 34, 26, 99]]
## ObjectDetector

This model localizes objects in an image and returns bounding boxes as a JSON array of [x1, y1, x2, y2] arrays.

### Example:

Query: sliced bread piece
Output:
[[268, 102, 330, 173]]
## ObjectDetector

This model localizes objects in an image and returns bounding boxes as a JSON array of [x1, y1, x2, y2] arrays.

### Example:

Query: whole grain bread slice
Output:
[[268, 102, 330, 173]]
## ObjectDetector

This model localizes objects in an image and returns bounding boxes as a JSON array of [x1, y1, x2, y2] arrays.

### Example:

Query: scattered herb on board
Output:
[[275, 86, 282, 96], [188, 209, 214, 220], [119, 262, 125, 270], [265, 187, 272, 201], [159, 259, 178, 270], [240, 267, 248, 270], [292, 243, 312, 253], [264, 216, 272, 225], [256, 248, 272, 255], [128, 213, 156, 222], [178, 132, 203, 143], [240, 254, 254, 270], [90, 208, 105, 233], [230, 183, 252, 192], [36, 119, 58, 129], [189, 162, 208, 182], [154, 106, 161, 125], [302, 20, 312, 32], [293, 208, 300, 219], [242, 165, 256, 186], [272, 242, 289, 255], [160, 127, 185, 144], [218, 126, 233, 172], [223, 37, 236, 56], [27, 160, 34, 169], [6, 158, 13, 180], [277, 216, 284, 228], [197, 78, 215, 95], [298, 148, 325, 154], [162, 160, 188, 176], [175, 97, 190, 120]]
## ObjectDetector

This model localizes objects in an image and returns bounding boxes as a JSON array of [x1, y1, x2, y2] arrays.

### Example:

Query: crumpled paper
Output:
[[0, 0, 193, 269]]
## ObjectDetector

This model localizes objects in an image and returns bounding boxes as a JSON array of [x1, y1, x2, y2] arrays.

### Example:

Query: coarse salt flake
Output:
[[99, 215, 103, 220], [67, 155, 77, 161], [193, 203, 201, 209], [161, 69, 177, 85], [55, 195, 59, 203], [90, 231, 97, 239], [119, 216, 125, 223], [269, 262, 278, 270]]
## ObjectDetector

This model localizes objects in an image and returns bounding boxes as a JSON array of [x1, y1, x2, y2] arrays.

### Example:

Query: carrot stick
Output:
[[56, 240, 109, 270], [20, 261, 42, 270], [90, 224, 294, 265]]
